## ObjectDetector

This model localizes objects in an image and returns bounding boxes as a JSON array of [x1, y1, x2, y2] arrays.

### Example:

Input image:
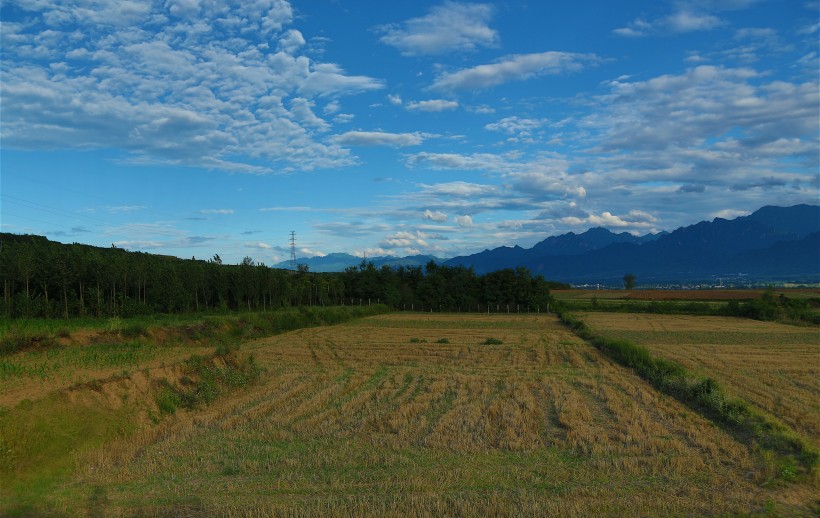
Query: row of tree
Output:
[[0, 233, 564, 319]]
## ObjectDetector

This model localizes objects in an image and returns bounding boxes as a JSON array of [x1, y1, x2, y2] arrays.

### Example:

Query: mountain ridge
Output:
[[281, 204, 819, 283]]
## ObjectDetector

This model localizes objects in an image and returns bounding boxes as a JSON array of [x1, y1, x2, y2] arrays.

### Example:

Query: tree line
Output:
[[0, 233, 565, 319]]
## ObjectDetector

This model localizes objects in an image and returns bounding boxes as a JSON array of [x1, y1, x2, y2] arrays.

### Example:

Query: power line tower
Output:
[[289, 231, 297, 271]]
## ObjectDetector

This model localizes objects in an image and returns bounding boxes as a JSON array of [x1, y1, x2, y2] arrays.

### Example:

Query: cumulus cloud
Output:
[[377, 1, 498, 56], [561, 210, 657, 229], [406, 99, 459, 112], [332, 131, 426, 147], [455, 215, 473, 227], [423, 209, 448, 222], [0, 0, 383, 173], [430, 51, 599, 91]]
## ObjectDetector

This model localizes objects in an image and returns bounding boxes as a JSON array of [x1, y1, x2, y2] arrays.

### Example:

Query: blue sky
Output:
[[1, 0, 818, 265]]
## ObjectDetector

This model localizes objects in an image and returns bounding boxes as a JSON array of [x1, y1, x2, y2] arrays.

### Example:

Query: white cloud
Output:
[[299, 247, 325, 257], [665, 10, 723, 32], [200, 209, 234, 214], [377, 1, 498, 56], [561, 210, 657, 229], [455, 215, 473, 227], [711, 209, 751, 219], [423, 209, 448, 222], [613, 1, 760, 37], [407, 151, 513, 172], [246, 242, 273, 250], [485, 116, 546, 136], [419, 181, 497, 197], [278, 29, 305, 53], [106, 205, 146, 212], [298, 62, 384, 98], [0, 0, 383, 173], [380, 230, 429, 249], [332, 131, 426, 147], [406, 99, 459, 112], [590, 65, 818, 156], [430, 51, 599, 91], [387, 94, 403, 105], [289, 98, 329, 131]]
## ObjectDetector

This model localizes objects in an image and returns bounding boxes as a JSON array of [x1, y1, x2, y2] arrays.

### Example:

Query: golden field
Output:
[[5, 313, 814, 516]]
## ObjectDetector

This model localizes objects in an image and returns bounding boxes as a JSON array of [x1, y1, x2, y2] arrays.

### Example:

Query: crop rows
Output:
[[46, 314, 812, 516]]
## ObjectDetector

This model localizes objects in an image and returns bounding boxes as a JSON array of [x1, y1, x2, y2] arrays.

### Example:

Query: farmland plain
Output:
[[578, 312, 820, 447], [5, 313, 814, 516]]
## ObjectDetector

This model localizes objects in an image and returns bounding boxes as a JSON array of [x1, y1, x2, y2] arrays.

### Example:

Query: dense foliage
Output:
[[0, 233, 558, 318]]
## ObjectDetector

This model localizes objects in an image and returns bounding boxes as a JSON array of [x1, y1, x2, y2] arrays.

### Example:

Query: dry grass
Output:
[[15, 313, 810, 516], [580, 312, 820, 446]]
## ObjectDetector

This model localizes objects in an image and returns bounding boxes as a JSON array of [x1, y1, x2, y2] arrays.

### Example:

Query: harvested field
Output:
[[554, 289, 754, 301], [579, 312, 820, 445], [30, 313, 813, 516], [554, 288, 820, 301]]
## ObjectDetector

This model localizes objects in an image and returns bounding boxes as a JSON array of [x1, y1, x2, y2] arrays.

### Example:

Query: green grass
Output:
[[0, 305, 391, 356], [0, 341, 160, 382], [0, 394, 137, 516]]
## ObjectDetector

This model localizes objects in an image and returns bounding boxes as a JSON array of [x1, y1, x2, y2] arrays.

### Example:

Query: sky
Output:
[[1, 0, 818, 266]]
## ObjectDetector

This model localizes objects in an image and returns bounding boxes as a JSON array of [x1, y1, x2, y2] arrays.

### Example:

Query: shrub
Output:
[[482, 338, 503, 345], [155, 382, 182, 415]]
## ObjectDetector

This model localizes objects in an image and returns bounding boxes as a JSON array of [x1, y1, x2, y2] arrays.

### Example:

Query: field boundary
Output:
[[557, 310, 818, 482]]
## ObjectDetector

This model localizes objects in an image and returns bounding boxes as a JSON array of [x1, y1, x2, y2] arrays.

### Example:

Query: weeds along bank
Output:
[[3, 313, 816, 516]]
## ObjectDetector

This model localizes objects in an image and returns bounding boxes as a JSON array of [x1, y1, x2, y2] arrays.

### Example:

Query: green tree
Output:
[[623, 273, 636, 290]]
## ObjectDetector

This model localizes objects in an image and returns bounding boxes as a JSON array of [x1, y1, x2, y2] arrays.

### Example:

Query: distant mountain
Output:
[[275, 253, 440, 273], [445, 227, 665, 274], [446, 204, 820, 283]]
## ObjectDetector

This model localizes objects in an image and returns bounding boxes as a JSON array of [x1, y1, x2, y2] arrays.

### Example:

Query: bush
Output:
[[482, 338, 503, 345], [155, 382, 182, 415]]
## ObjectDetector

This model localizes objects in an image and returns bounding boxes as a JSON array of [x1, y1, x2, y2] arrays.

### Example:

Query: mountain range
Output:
[[281, 204, 820, 284]]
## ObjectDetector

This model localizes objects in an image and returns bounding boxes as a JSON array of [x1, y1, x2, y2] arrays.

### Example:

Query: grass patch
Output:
[[482, 338, 503, 345], [0, 395, 136, 516]]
